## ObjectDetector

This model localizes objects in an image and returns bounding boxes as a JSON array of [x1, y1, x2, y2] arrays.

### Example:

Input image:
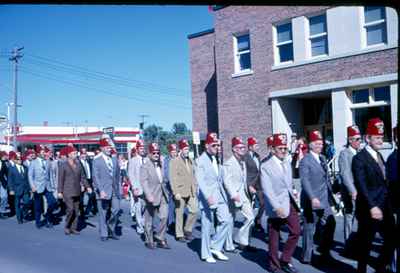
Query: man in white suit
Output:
[[196, 132, 232, 263], [127, 140, 147, 237], [223, 137, 256, 252], [261, 134, 301, 273]]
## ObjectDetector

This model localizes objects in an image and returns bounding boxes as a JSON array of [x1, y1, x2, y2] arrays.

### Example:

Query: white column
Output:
[[331, 88, 353, 154], [390, 83, 398, 131]]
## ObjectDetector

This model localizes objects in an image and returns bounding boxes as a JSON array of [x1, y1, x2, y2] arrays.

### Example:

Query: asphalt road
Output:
[[0, 200, 378, 273]]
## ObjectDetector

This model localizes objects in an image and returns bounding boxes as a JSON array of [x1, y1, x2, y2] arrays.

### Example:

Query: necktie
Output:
[[18, 165, 23, 175], [319, 156, 327, 172], [376, 153, 386, 180], [41, 159, 46, 170], [141, 157, 145, 165], [185, 158, 190, 172]]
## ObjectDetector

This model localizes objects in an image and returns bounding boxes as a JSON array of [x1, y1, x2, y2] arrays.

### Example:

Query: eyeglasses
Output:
[[277, 147, 288, 151], [152, 152, 160, 155], [211, 144, 220, 148], [353, 138, 361, 141]]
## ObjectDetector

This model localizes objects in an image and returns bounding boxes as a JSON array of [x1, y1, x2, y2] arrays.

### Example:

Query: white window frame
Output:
[[233, 32, 252, 75], [307, 13, 328, 58], [273, 21, 294, 65], [361, 6, 387, 48], [349, 84, 392, 145]]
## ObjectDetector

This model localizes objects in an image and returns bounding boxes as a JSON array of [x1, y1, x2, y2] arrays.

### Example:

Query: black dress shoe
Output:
[[100, 237, 108, 242], [0, 213, 8, 219], [176, 237, 187, 243], [108, 234, 119, 240], [319, 253, 336, 265], [280, 262, 298, 273], [70, 230, 80, 235], [157, 240, 171, 249], [145, 242, 156, 249], [46, 222, 54, 229], [225, 248, 238, 254]]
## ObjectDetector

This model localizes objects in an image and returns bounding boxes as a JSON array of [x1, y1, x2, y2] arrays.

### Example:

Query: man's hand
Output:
[[87, 187, 93, 194], [207, 196, 216, 206], [174, 193, 182, 201], [275, 207, 285, 218], [58, 192, 63, 199], [81, 185, 85, 192], [147, 195, 154, 204], [232, 194, 241, 203], [249, 186, 257, 194], [31, 185, 36, 193], [311, 198, 321, 209], [351, 192, 357, 201], [100, 191, 107, 199], [9, 191, 15, 196], [370, 206, 383, 220]]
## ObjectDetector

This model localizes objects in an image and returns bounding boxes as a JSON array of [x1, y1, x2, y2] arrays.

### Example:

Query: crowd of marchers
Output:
[[0, 117, 398, 273]]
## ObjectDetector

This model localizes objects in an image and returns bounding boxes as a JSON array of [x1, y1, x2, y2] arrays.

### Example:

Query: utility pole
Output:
[[9, 46, 23, 151], [138, 114, 149, 140]]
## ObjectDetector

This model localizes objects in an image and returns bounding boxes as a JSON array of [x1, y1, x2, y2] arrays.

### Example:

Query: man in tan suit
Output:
[[140, 143, 170, 250], [169, 139, 198, 242]]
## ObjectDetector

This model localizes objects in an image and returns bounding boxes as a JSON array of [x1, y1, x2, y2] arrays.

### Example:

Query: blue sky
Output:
[[0, 5, 214, 131]]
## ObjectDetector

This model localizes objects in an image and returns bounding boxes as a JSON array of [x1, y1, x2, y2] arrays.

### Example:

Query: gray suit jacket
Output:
[[195, 152, 227, 210], [139, 159, 168, 206], [92, 153, 121, 200], [261, 156, 298, 218], [243, 151, 261, 189], [338, 147, 357, 195], [223, 155, 248, 208], [299, 153, 330, 210], [127, 155, 146, 195], [28, 158, 51, 194]]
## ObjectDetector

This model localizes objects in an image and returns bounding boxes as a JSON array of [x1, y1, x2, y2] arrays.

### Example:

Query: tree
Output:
[[172, 122, 188, 136]]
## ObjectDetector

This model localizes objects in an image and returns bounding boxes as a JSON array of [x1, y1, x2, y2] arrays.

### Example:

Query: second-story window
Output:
[[233, 33, 251, 73], [275, 22, 293, 63], [364, 6, 387, 46], [308, 14, 328, 57]]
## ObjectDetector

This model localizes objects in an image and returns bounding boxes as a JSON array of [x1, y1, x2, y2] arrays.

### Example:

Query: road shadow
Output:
[[187, 238, 202, 259]]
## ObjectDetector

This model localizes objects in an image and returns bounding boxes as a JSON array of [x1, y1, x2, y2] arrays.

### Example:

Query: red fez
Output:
[[247, 137, 257, 146], [148, 143, 160, 153], [21, 154, 27, 162], [25, 149, 34, 157], [309, 130, 323, 142], [0, 151, 6, 158], [35, 145, 45, 153], [266, 135, 274, 147], [167, 144, 177, 152], [231, 137, 244, 147], [59, 147, 67, 157], [99, 137, 112, 147], [205, 132, 219, 145], [9, 151, 17, 160], [366, 118, 384, 136], [65, 146, 77, 155], [44, 146, 51, 153], [272, 133, 288, 147], [130, 147, 136, 153], [136, 139, 145, 149], [347, 125, 361, 138], [178, 139, 189, 150]]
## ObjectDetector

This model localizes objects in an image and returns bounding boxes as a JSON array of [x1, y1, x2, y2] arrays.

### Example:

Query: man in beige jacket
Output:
[[169, 139, 198, 242]]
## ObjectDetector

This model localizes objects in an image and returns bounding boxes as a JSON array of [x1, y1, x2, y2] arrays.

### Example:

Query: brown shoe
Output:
[[145, 242, 156, 249], [70, 230, 80, 235], [157, 240, 171, 249], [64, 229, 71, 235], [184, 231, 194, 241]]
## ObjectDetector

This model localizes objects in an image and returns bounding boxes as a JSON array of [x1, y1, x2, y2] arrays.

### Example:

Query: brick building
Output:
[[188, 6, 398, 159]]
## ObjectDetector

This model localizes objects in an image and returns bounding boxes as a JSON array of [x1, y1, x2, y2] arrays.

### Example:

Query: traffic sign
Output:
[[192, 131, 200, 145]]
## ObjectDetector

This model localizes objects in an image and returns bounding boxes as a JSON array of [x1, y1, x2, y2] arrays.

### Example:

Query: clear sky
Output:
[[0, 5, 214, 131]]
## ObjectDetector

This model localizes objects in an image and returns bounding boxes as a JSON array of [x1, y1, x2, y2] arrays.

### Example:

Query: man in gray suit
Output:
[[140, 143, 170, 249], [338, 125, 361, 251], [261, 134, 301, 273], [127, 139, 147, 236], [28, 145, 58, 229], [223, 137, 256, 252], [300, 130, 336, 264], [196, 132, 232, 263], [92, 137, 121, 242]]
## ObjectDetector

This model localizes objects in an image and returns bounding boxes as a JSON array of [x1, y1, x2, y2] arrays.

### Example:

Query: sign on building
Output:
[[103, 127, 114, 140]]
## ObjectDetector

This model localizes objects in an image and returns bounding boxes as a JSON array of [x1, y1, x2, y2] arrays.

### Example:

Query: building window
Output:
[[233, 33, 251, 73], [363, 6, 387, 46], [308, 14, 328, 57], [350, 85, 392, 142], [275, 22, 293, 63]]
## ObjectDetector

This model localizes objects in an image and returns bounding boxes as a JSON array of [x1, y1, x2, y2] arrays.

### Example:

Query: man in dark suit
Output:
[[353, 118, 396, 273], [8, 152, 31, 224], [261, 135, 274, 163], [58, 146, 91, 235], [243, 137, 262, 231], [0, 151, 10, 218], [387, 125, 398, 273], [300, 130, 336, 264], [79, 148, 97, 217]]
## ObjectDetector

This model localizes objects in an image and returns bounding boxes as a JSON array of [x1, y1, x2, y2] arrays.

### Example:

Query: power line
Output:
[[24, 53, 190, 94], [19, 68, 192, 110], [22, 58, 189, 99]]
